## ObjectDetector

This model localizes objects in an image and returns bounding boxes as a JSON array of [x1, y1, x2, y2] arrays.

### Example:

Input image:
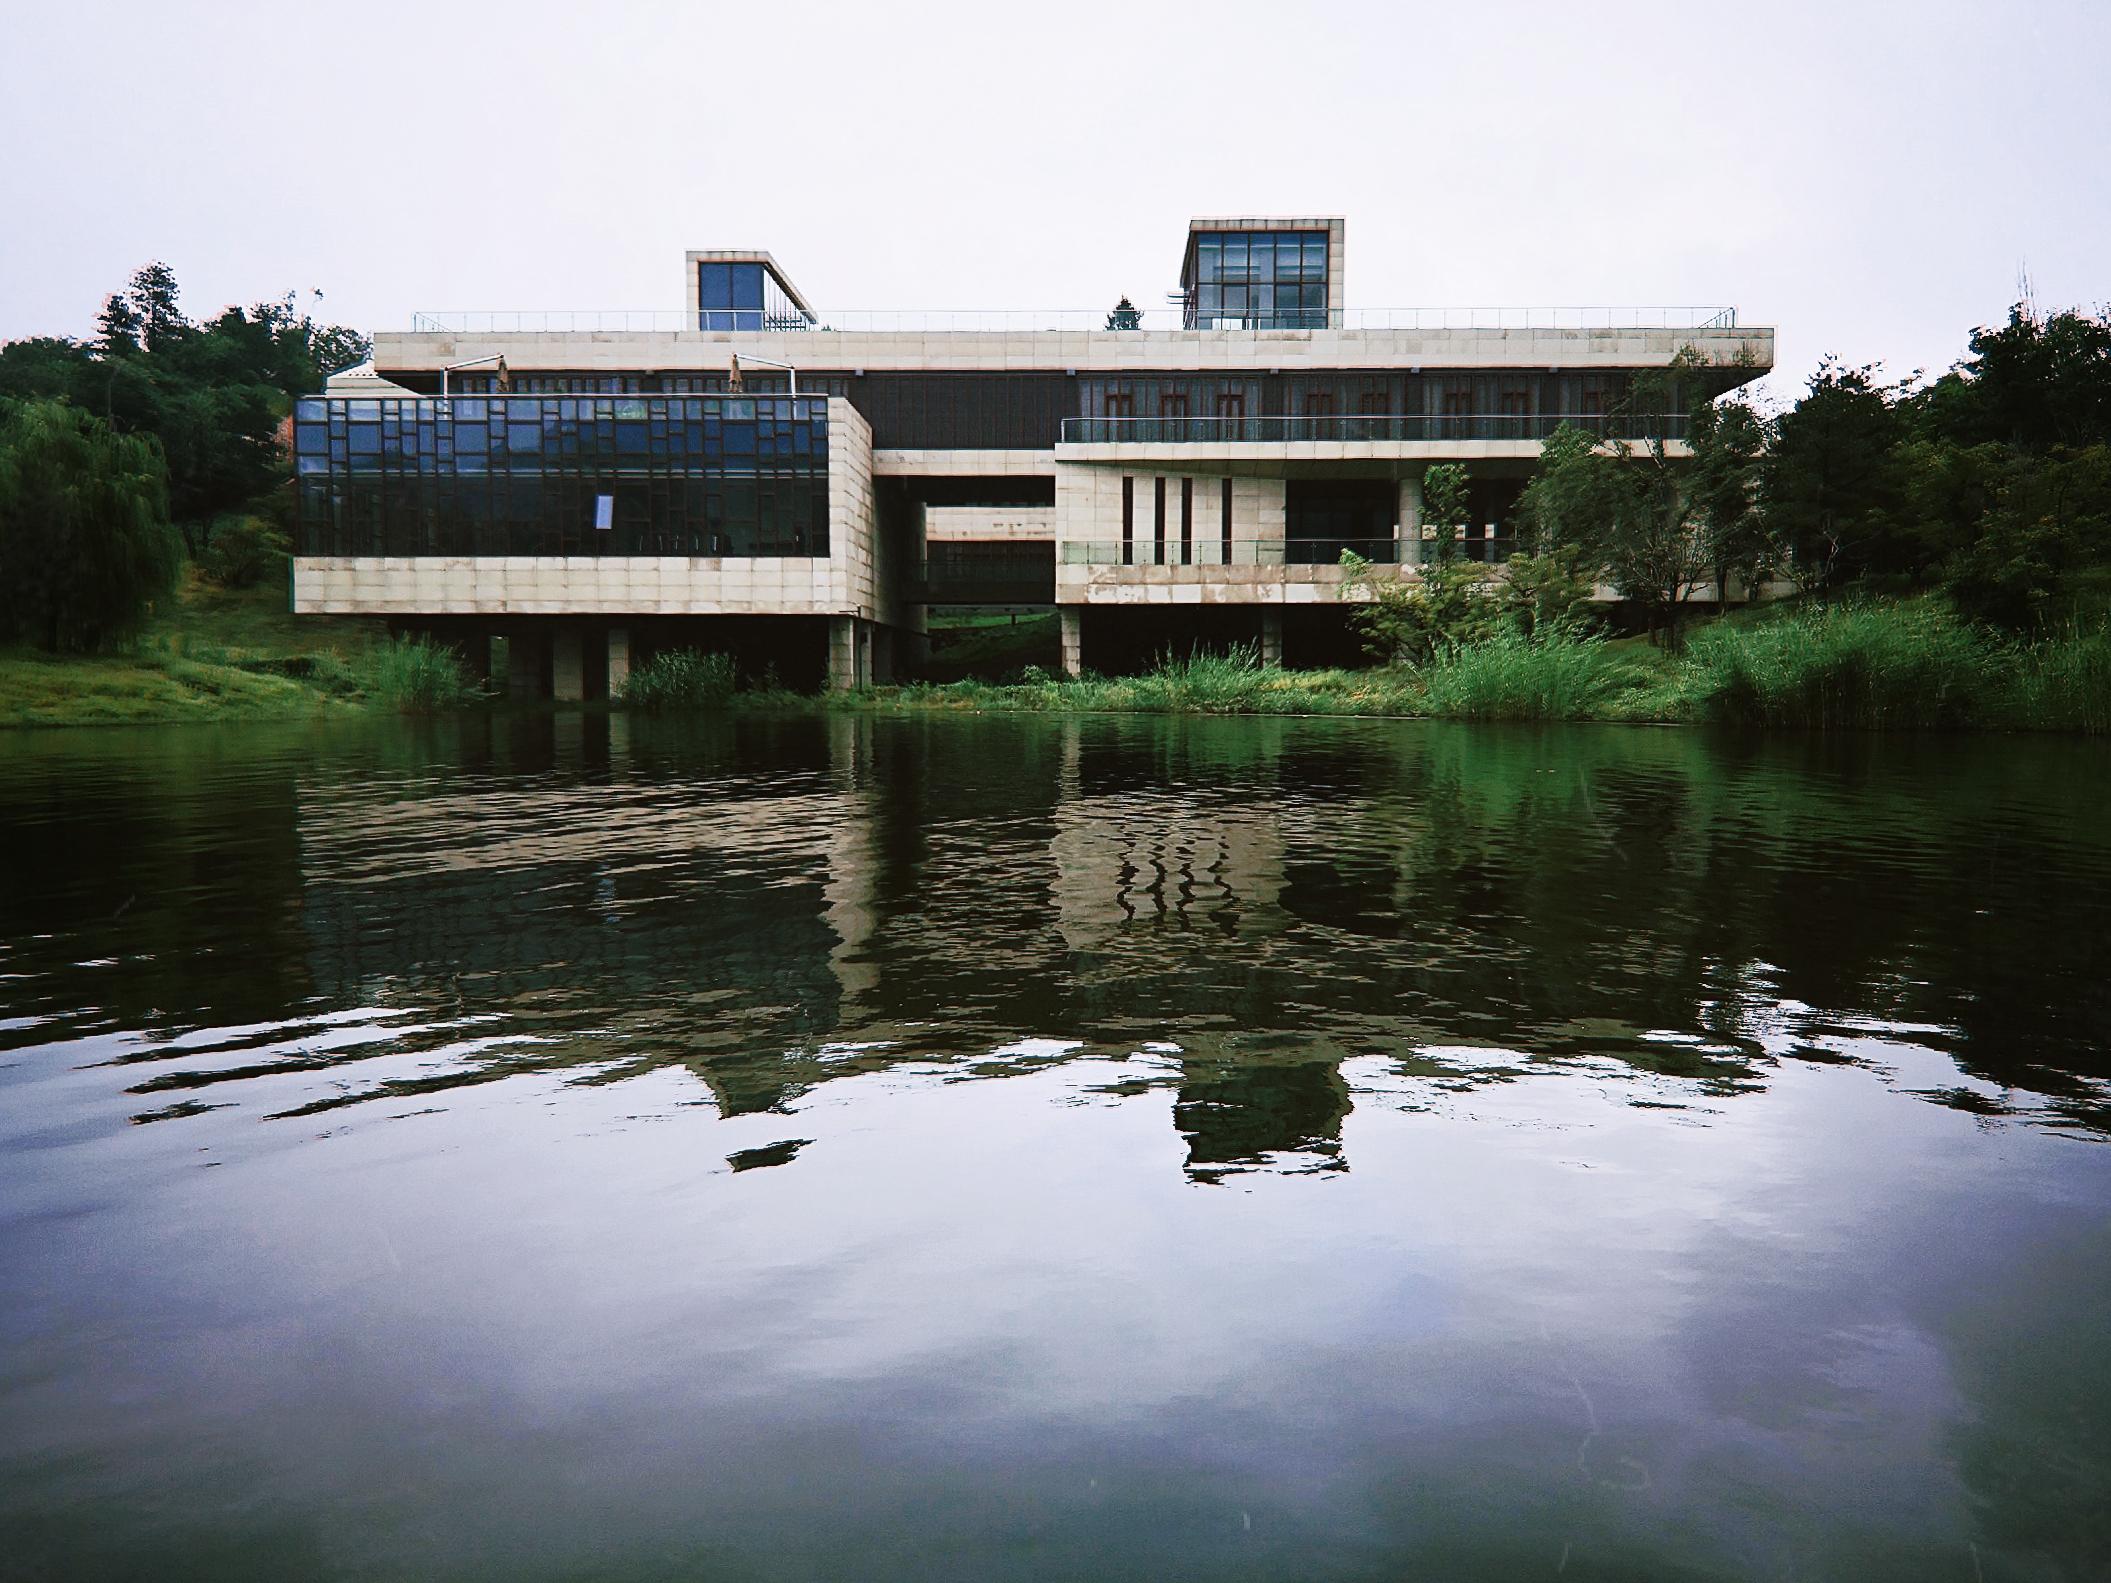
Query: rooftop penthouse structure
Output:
[[293, 217, 1773, 692]]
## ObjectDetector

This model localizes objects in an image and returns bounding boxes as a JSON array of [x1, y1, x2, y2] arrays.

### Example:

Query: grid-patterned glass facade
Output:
[[294, 395, 830, 558], [1187, 231, 1329, 329], [698, 262, 766, 330]]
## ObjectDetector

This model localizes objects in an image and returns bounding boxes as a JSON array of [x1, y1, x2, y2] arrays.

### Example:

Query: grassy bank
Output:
[[0, 575, 476, 727], [14, 583, 2105, 734], [817, 599, 2109, 733]]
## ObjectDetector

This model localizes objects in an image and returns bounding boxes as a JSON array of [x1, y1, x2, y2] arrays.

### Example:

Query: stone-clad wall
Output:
[[1052, 462, 1426, 606]]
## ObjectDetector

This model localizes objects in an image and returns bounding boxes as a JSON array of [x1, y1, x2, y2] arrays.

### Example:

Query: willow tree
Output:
[[0, 399, 182, 651]]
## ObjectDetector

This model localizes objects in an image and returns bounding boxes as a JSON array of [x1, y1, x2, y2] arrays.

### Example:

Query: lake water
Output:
[[2, 713, 2108, 1581]]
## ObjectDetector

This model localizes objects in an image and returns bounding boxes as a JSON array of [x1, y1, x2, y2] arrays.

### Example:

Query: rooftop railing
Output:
[[1059, 414, 1692, 445], [406, 306, 1740, 336]]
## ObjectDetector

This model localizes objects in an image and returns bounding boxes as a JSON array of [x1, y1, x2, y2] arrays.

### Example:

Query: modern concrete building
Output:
[[293, 217, 1773, 692]]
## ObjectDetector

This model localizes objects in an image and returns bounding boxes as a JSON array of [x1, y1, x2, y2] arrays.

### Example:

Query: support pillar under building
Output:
[[551, 628, 584, 702], [827, 616, 859, 691], [1059, 607, 1083, 677], [506, 631, 545, 701], [606, 627, 631, 699], [1260, 608, 1283, 668], [1398, 473, 1425, 566]]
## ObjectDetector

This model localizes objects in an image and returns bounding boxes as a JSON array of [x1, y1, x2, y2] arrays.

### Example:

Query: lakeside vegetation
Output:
[[609, 596, 2110, 734], [0, 575, 475, 727]]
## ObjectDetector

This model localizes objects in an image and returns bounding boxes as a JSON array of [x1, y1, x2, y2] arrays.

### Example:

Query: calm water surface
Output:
[[2, 713, 2109, 1581]]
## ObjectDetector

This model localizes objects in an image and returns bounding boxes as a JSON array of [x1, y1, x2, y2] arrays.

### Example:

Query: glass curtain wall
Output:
[[1187, 232, 1329, 329], [295, 396, 831, 558]]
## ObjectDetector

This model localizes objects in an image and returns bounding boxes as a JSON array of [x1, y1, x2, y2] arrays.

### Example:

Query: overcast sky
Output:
[[3, 0, 2105, 402]]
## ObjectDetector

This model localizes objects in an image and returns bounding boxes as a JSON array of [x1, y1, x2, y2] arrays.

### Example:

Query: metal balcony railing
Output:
[[406, 306, 1740, 336], [1062, 537, 1458, 568], [1059, 414, 1691, 445]]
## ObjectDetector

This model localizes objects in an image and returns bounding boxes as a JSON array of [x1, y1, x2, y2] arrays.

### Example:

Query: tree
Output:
[[1764, 357, 1911, 586], [1915, 304, 2111, 452], [0, 399, 182, 651], [0, 266, 369, 554], [1105, 296, 1143, 331], [1516, 423, 1619, 557], [1520, 383, 1707, 645], [1941, 444, 2111, 631], [1688, 396, 1774, 603], [1418, 463, 1472, 561]]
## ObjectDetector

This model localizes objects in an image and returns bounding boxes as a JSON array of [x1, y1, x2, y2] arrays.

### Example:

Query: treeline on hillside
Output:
[[0, 264, 367, 649], [1374, 304, 2111, 652]]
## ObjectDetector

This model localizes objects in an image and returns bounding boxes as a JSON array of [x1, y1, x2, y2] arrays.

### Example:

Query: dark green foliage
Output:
[[1418, 462, 1472, 561], [622, 649, 738, 710], [198, 513, 289, 589], [1764, 358, 1914, 586], [0, 399, 182, 651], [1688, 396, 1774, 603], [1914, 304, 2111, 451], [0, 264, 369, 551], [1940, 445, 2111, 631]]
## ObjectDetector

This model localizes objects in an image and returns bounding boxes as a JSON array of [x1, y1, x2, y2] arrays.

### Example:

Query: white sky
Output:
[[3, 0, 2105, 403]]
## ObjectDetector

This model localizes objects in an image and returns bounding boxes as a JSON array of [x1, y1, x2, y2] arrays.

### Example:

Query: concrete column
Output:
[[506, 631, 544, 701], [606, 627, 631, 699], [1059, 606, 1083, 677], [1397, 474, 1425, 566], [551, 628, 584, 703], [1260, 608, 1284, 668], [827, 616, 858, 691]]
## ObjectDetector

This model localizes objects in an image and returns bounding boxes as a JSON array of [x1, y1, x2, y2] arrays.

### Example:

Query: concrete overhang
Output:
[[370, 326, 1774, 378]]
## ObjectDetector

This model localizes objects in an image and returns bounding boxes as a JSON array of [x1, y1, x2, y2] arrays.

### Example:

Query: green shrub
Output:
[[198, 513, 288, 589], [1343, 555, 1501, 664], [337, 635, 475, 712], [1412, 632, 1636, 721], [621, 648, 737, 710]]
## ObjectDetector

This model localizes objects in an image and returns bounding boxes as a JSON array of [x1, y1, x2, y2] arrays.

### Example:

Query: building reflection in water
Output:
[[18, 708, 2093, 1168], [274, 712, 1364, 1179]]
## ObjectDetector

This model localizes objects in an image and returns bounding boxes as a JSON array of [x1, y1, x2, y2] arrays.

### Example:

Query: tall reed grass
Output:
[[319, 636, 475, 713], [1673, 602, 1994, 729], [1410, 633, 1642, 722], [620, 649, 737, 711]]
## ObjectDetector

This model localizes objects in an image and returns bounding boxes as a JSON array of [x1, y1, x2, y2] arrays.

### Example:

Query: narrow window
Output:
[[1303, 391, 1336, 416], [1121, 476, 1134, 565], [1217, 390, 1246, 419], [1180, 477, 1194, 565], [1221, 478, 1234, 564], [1442, 388, 1473, 416], [1498, 389, 1530, 415], [1159, 389, 1190, 419], [1356, 390, 1387, 415], [1105, 389, 1135, 419], [1154, 476, 1167, 565]]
